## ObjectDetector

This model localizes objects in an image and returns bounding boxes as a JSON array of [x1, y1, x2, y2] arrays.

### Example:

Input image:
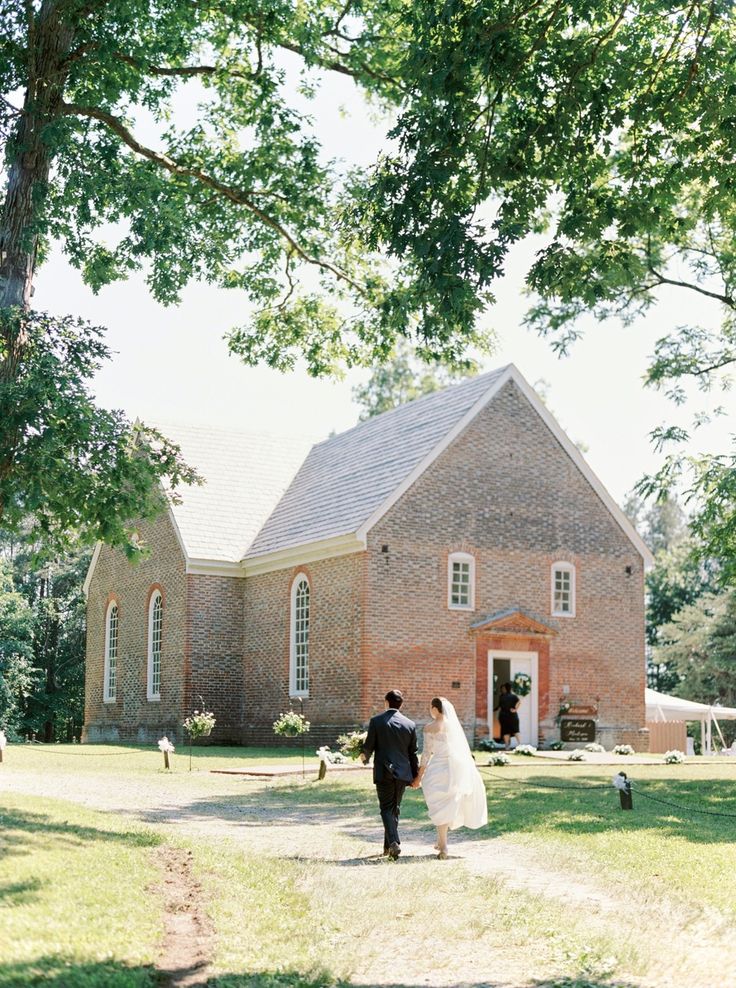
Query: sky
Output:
[[32, 64, 736, 509]]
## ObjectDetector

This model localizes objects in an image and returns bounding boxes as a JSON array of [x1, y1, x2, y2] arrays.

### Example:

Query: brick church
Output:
[[83, 364, 653, 750]]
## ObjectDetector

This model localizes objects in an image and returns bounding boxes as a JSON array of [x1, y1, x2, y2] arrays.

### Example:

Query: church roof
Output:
[[159, 424, 314, 565], [245, 366, 509, 561]]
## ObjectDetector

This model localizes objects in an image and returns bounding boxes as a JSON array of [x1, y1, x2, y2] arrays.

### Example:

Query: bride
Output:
[[412, 696, 488, 858]]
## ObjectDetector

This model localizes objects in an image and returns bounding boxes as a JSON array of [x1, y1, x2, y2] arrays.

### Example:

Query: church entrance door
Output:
[[488, 650, 538, 746]]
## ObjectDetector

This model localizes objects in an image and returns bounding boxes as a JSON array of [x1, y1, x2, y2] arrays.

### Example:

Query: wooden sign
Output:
[[560, 718, 597, 743]]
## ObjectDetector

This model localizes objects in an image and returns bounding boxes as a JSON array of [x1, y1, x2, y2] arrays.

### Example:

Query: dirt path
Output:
[[3, 767, 733, 988], [152, 847, 213, 988]]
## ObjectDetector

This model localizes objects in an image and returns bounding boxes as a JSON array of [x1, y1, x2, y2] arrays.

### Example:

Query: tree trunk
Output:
[[0, 2, 75, 311]]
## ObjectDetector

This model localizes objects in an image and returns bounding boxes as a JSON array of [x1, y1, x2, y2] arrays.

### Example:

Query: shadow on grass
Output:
[[0, 877, 44, 907], [0, 958, 642, 988], [0, 807, 162, 860], [480, 774, 736, 844]]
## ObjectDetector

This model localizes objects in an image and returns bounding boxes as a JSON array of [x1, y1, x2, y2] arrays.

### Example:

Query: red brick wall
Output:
[[243, 554, 365, 745], [83, 509, 246, 744], [83, 510, 188, 743], [185, 574, 245, 743], [363, 379, 648, 749]]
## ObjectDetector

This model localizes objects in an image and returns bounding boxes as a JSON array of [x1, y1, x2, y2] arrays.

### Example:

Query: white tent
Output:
[[645, 687, 736, 754]]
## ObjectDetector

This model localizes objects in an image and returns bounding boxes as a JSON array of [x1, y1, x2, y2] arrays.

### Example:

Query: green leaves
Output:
[[0, 308, 199, 556]]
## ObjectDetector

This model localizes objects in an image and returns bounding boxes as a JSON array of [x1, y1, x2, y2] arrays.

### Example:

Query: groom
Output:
[[360, 689, 419, 859]]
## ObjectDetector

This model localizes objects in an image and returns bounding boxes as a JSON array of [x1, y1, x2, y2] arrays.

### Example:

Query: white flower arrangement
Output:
[[0, 729, 7, 751], [664, 749, 686, 764], [272, 711, 310, 737], [158, 736, 175, 753], [568, 749, 586, 761], [584, 742, 605, 753], [336, 730, 367, 760], [488, 752, 510, 766], [316, 746, 347, 765], [183, 709, 216, 739], [613, 744, 635, 756], [513, 744, 537, 756]]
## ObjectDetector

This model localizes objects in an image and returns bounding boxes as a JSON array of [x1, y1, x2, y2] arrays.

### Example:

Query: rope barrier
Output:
[[479, 766, 611, 791], [630, 785, 736, 820], [478, 765, 736, 819], [19, 746, 142, 756]]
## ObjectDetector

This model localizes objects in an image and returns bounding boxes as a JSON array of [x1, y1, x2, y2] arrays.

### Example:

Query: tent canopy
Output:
[[646, 687, 736, 722]]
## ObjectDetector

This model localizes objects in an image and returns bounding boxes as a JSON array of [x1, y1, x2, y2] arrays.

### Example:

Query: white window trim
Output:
[[147, 591, 162, 702], [289, 573, 310, 698], [447, 552, 475, 611], [103, 601, 118, 703], [551, 561, 576, 618]]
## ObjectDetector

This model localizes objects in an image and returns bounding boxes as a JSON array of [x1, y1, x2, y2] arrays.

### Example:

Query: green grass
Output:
[[4, 748, 736, 987], [4, 742, 307, 776], [0, 795, 163, 988]]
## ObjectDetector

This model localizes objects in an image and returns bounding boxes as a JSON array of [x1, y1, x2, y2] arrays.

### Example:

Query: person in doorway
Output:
[[412, 697, 488, 859], [495, 681, 521, 750], [359, 689, 419, 859]]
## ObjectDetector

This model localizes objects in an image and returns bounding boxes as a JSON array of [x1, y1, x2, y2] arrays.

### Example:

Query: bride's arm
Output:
[[414, 726, 435, 785]]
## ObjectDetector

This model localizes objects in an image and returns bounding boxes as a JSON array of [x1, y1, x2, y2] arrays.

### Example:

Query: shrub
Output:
[[476, 737, 504, 752], [336, 730, 367, 759], [272, 711, 310, 738], [548, 739, 565, 751], [513, 744, 537, 756], [612, 744, 635, 756], [584, 742, 605, 753], [664, 749, 686, 764], [568, 749, 585, 761]]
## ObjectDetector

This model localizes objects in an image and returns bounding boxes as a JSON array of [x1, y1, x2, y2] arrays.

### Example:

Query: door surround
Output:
[[488, 649, 539, 745]]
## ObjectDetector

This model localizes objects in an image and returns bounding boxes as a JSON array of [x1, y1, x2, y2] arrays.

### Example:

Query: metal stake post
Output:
[[617, 771, 633, 810]]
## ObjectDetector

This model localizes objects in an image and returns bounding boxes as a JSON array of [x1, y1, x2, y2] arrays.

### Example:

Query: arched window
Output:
[[290, 574, 310, 697], [103, 601, 119, 702], [147, 591, 163, 701], [551, 562, 576, 617], [448, 552, 475, 610]]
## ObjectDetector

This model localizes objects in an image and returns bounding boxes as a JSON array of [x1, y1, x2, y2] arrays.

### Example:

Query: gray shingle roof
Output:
[[158, 424, 314, 563], [245, 366, 509, 559]]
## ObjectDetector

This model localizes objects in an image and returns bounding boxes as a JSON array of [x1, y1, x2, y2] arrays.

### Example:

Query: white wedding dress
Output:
[[420, 699, 488, 831]]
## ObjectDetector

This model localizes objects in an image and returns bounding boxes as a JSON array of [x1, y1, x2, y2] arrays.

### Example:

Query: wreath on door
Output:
[[513, 672, 532, 697]]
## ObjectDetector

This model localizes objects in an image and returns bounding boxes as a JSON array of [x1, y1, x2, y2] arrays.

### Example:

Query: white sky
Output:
[[33, 68, 736, 508]]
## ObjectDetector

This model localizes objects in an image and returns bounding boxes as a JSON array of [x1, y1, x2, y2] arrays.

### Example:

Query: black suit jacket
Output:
[[361, 708, 419, 784]]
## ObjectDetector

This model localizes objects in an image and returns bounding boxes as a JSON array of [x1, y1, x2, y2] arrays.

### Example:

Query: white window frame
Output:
[[289, 573, 310, 697], [448, 552, 475, 611], [103, 601, 119, 703], [551, 561, 576, 617], [147, 590, 163, 702]]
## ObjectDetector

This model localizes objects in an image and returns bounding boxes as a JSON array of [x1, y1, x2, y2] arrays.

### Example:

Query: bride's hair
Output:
[[431, 697, 443, 714]]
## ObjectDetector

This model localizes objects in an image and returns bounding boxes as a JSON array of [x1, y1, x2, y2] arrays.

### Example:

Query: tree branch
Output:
[[58, 101, 363, 293], [647, 263, 735, 308], [113, 52, 254, 81]]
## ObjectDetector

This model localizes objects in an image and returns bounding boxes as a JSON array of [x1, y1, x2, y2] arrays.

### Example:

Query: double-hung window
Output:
[[448, 552, 475, 610], [147, 591, 163, 701], [552, 562, 576, 617], [103, 602, 119, 702], [290, 575, 310, 696]]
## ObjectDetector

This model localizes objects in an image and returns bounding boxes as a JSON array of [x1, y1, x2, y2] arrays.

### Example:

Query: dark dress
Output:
[[497, 692, 520, 735]]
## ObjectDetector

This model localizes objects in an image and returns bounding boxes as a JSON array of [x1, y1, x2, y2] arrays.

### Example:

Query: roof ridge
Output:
[[313, 364, 510, 449]]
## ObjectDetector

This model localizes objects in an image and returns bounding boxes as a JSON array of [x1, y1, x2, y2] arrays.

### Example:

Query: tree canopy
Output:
[[2, 1, 736, 550]]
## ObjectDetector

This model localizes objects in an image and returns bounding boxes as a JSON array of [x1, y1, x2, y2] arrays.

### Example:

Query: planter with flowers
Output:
[[273, 711, 311, 738]]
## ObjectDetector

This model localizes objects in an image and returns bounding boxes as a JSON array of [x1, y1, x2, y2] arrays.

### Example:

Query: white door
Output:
[[488, 650, 538, 746]]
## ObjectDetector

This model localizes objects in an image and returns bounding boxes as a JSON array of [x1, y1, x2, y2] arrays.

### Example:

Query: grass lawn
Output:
[[0, 794, 163, 988], [2, 747, 735, 987], [4, 742, 307, 777]]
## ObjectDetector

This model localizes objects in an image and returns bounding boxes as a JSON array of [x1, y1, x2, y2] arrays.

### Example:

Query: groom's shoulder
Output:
[[393, 710, 416, 730]]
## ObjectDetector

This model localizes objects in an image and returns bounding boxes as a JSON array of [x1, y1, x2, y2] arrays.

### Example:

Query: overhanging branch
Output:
[[59, 101, 364, 294]]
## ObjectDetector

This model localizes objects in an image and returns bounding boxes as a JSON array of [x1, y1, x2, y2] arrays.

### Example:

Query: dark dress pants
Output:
[[375, 777, 406, 849]]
